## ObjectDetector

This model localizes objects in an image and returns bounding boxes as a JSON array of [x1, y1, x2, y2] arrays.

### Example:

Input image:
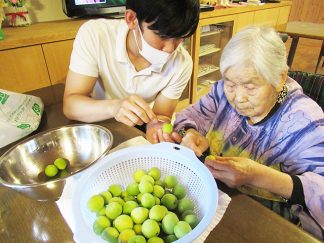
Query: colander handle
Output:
[[151, 142, 198, 160]]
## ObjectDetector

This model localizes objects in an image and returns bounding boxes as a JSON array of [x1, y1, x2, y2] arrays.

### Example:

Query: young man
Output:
[[63, 0, 200, 142]]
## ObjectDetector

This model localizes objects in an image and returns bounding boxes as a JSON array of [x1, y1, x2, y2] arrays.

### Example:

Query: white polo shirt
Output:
[[69, 19, 193, 102]]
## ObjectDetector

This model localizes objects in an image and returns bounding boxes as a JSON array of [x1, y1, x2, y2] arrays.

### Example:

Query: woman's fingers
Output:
[[180, 130, 208, 157], [152, 129, 183, 144], [181, 140, 203, 156], [206, 164, 235, 187], [171, 132, 182, 143], [205, 158, 232, 171]]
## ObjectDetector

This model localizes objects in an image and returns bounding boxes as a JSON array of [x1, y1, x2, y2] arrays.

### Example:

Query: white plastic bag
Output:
[[0, 89, 44, 148]]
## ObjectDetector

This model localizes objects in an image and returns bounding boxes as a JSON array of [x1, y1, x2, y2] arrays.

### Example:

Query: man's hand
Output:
[[114, 95, 156, 126], [180, 129, 209, 157], [204, 156, 258, 188]]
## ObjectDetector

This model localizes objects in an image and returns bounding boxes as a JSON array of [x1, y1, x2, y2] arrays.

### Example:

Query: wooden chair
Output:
[[279, 33, 289, 43], [288, 70, 324, 111], [315, 41, 324, 74]]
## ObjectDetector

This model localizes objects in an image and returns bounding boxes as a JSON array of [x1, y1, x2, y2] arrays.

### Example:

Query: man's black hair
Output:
[[126, 0, 200, 39]]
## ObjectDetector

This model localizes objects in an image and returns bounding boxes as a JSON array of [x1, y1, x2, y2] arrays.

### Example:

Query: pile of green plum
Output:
[[87, 167, 200, 243], [44, 158, 70, 178]]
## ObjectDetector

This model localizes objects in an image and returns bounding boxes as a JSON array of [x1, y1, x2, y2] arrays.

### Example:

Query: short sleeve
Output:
[[69, 20, 99, 77], [161, 49, 193, 100]]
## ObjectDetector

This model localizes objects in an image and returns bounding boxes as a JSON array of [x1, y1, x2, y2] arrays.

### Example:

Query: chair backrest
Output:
[[288, 71, 324, 111]]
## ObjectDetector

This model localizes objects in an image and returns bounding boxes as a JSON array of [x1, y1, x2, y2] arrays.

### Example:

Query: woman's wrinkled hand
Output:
[[180, 129, 209, 157], [204, 156, 259, 188], [114, 95, 156, 126], [146, 121, 182, 144]]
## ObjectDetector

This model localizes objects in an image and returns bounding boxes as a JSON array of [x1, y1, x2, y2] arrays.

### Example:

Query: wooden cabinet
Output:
[[277, 6, 291, 26], [42, 40, 74, 85], [191, 15, 236, 103], [236, 11, 254, 33], [0, 46, 51, 92], [0, 42, 73, 92], [187, 2, 292, 104], [176, 38, 193, 112], [0, 19, 85, 93], [0, 2, 291, 110], [253, 8, 280, 26]]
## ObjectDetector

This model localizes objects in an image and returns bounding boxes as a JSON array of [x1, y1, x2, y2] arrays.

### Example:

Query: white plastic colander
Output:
[[72, 142, 218, 243]]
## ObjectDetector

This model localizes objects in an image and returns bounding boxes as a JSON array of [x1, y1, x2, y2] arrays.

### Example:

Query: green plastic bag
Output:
[[0, 89, 44, 148]]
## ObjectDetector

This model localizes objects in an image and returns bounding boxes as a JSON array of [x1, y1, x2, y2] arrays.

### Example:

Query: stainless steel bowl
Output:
[[0, 124, 113, 201]]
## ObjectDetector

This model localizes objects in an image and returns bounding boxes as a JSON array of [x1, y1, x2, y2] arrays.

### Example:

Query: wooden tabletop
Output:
[[0, 85, 321, 243], [277, 21, 324, 40]]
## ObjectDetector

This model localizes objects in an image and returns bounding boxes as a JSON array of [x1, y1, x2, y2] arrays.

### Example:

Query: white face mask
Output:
[[133, 22, 170, 66]]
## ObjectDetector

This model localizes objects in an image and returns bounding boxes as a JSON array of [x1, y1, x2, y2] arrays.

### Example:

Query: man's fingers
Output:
[[123, 108, 145, 126], [119, 116, 138, 127], [117, 105, 144, 126], [131, 96, 156, 121], [127, 104, 150, 123]]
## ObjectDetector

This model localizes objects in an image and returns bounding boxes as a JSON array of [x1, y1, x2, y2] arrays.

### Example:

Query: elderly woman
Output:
[[159, 26, 324, 239]]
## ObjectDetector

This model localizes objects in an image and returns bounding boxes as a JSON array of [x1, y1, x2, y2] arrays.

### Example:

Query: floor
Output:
[[285, 37, 324, 75]]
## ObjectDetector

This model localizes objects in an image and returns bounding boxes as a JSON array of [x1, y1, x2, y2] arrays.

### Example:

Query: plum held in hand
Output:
[[162, 123, 173, 134]]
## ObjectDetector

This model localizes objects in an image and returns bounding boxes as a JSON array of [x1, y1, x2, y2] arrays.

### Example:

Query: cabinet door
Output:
[[236, 12, 254, 33], [0, 46, 51, 92], [175, 38, 193, 112], [42, 40, 74, 85], [253, 8, 280, 27], [191, 15, 236, 103], [277, 6, 291, 26]]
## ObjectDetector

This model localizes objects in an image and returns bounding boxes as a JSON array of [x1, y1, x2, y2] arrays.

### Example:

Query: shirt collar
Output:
[[150, 63, 165, 73]]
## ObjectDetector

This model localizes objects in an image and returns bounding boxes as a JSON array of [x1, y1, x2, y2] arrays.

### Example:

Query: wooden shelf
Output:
[[199, 47, 221, 57], [197, 85, 212, 98], [201, 30, 222, 37], [200, 79, 217, 86], [198, 66, 220, 78]]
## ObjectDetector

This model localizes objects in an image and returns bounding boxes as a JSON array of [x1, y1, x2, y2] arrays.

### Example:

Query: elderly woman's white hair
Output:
[[220, 25, 288, 89]]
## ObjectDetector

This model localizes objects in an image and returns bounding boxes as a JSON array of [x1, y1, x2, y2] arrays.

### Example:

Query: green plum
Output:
[[45, 164, 58, 177]]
